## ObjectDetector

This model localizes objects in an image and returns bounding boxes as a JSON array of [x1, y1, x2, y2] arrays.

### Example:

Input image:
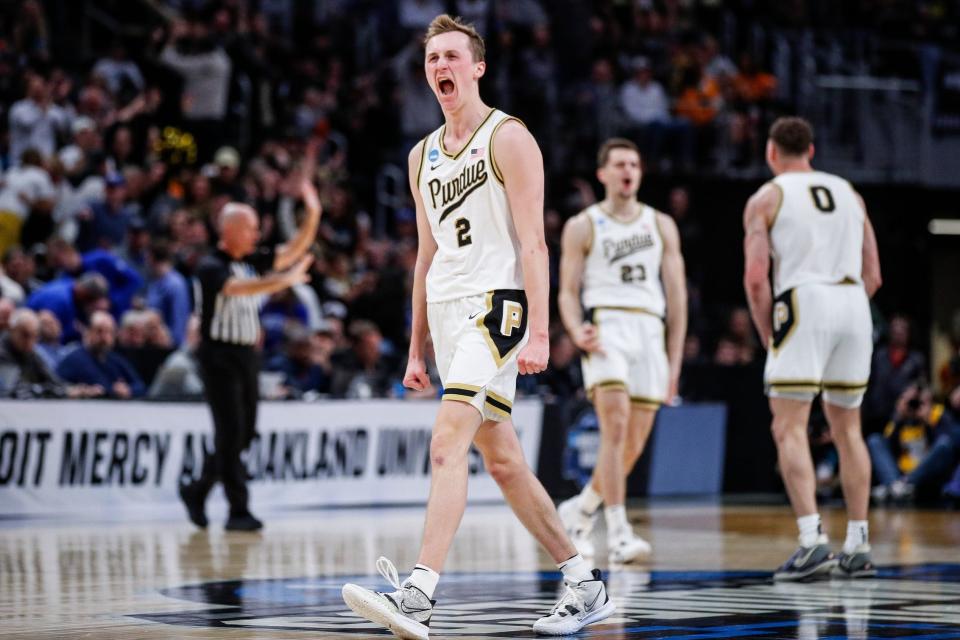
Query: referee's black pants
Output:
[[194, 342, 260, 517]]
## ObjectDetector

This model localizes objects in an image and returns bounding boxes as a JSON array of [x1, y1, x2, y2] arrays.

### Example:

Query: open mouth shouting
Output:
[[437, 75, 456, 98]]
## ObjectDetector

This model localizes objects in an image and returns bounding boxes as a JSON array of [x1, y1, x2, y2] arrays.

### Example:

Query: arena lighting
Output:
[[928, 219, 960, 235]]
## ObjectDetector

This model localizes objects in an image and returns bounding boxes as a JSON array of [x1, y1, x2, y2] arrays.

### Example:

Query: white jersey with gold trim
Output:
[[418, 109, 524, 302], [769, 170, 864, 297], [581, 203, 665, 316]]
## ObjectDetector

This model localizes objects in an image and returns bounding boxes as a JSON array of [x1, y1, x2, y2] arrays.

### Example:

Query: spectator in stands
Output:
[[0, 298, 14, 335], [143, 309, 173, 349], [92, 42, 144, 101], [330, 319, 400, 398], [211, 146, 244, 200], [10, 0, 50, 62], [145, 240, 191, 345], [865, 315, 927, 433], [261, 288, 310, 355], [149, 316, 203, 399], [713, 335, 740, 366], [35, 309, 67, 370], [0, 308, 95, 398], [3, 247, 42, 296], [58, 116, 102, 183], [868, 384, 960, 502], [727, 306, 760, 364], [575, 58, 620, 155], [26, 271, 110, 344], [115, 309, 173, 387], [0, 262, 25, 303], [699, 36, 737, 82], [619, 57, 693, 170], [159, 17, 232, 160], [0, 148, 56, 256], [55, 310, 144, 398], [729, 53, 777, 167], [47, 238, 142, 317], [75, 172, 137, 252], [398, 0, 447, 31], [674, 66, 723, 165], [266, 323, 331, 398], [8, 73, 69, 163]]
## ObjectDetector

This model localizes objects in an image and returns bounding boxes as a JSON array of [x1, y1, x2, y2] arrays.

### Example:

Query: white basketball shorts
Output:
[[427, 289, 529, 422], [580, 307, 668, 409], [764, 283, 873, 408]]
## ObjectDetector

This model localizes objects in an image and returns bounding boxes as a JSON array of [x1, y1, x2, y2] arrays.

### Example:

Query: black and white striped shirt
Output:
[[195, 247, 275, 347]]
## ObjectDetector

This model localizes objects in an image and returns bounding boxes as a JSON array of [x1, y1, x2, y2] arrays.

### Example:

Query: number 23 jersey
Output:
[[581, 203, 665, 317], [417, 109, 524, 303]]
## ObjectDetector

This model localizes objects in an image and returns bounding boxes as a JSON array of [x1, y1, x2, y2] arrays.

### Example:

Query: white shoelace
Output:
[[550, 581, 585, 615], [376, 556, 402, 590]]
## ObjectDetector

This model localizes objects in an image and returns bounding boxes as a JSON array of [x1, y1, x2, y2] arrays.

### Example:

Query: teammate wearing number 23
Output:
[[556, 138, 687, 564]]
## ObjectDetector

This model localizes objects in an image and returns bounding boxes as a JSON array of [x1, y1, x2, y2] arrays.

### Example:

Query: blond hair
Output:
[[423, 14, 485, 62]]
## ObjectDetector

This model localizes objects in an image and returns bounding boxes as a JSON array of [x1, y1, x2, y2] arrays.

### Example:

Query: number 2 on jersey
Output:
[[620, 263, 647, 283], [455, 217, 472, 247]]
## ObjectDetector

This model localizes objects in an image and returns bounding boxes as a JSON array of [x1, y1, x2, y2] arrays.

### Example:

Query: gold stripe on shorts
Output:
[[443, 383, 481, 403], [630, 395, 663, 409], [822, 380, 868, 393]]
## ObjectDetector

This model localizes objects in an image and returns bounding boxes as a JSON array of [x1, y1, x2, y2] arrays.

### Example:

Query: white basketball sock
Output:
[[406, 564, 439, 600], [558, 553, 594, 583], [797, 513, 823, 548], [604, 504, 630, 538], [579, 484, 603, 515], [843, 520, 869, 554]]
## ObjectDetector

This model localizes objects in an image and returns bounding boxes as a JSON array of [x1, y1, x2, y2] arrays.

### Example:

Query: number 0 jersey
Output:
[[581, 203, 665, 317], [417, 109, 524, 303], [769, 171, 864, 297]]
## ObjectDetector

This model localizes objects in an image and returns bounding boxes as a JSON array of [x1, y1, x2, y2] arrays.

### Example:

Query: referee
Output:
[[179, 179, 321, 531]]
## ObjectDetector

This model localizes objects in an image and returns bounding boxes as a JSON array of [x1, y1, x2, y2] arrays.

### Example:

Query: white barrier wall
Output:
[[0, 399, 543, 519]]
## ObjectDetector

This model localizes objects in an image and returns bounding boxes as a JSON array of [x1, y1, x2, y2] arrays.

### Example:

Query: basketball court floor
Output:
[[1, 501, 959, 639]]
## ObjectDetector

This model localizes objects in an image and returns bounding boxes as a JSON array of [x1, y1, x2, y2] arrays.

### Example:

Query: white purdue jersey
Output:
[[581, 203, 665, 316], [417, 109, 524, 302], [769, 171, 864, 296]]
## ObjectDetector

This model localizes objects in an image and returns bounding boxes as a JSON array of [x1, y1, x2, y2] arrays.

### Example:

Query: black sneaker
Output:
[[225, 513, 263, 531], [178, 483, 208, 528], [831, 545, 877, 578], [773, 537, 837, 581]]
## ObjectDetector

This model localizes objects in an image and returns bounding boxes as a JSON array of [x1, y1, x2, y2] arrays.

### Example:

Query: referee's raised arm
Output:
[[180, 194, 317, 533], [272, 156, 323, 272]]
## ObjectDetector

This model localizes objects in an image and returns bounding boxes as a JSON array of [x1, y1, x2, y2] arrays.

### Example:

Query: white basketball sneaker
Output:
[[533, 568, 616, 635], [342, 556, 434, 640], [608, 529, 652, 564], [557, 496, 597, 557]]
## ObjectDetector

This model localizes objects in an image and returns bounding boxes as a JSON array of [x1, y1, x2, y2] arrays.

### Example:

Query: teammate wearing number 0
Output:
[[743, 117, 883, 580], [557, 138, 687, 563], [340, 15, 614, 639]]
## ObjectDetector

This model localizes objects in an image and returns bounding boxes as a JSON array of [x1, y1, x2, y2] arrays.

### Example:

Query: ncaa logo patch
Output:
[[131, 564, 960, 637], [428, 148, 440, 162]]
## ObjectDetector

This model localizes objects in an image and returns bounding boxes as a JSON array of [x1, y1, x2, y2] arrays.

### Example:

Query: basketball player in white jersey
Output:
[[556, 138, 687, 563], [341, 15, 614, 639], [743, 117, 882, 580]]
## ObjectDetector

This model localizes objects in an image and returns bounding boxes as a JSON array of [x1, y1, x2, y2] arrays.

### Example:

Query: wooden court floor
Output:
[[1, 501, 959, 639]]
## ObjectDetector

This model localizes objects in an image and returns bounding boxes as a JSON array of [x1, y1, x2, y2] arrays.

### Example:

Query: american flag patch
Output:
[[470, 146, 485, 157]]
